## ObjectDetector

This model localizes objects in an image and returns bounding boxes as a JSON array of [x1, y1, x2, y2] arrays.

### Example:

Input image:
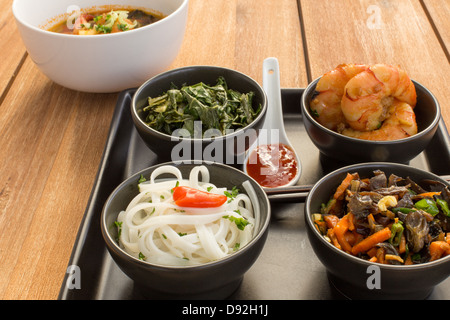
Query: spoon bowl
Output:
[[243, 57, 301, 188]]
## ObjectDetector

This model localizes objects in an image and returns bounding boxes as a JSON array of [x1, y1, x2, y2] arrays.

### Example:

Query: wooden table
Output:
[[1, 0, 449, 300]]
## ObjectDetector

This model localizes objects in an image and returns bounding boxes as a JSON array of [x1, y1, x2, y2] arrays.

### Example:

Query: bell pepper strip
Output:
[[415, 198, 439, 216], [436, 198, 450, 217], [172, 186, 227, 208], [389, 221, 404, 247], [351, 227, 392, 255], [392, 207, 416, 214]]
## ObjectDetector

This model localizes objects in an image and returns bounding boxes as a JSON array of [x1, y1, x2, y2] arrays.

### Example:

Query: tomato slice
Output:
[[172, 186, 227, 208]]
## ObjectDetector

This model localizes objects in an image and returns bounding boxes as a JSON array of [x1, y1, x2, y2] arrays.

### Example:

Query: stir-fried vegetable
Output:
[[313, 170, 450, 265], [142, 77, 262, 136]]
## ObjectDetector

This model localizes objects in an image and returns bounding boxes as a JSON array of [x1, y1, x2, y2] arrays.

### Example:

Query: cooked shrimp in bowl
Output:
[[310, 64, 418, 141]]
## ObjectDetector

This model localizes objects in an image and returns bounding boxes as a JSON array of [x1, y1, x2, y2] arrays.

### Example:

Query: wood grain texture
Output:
[[0, 0, 27, 101], [422, 0, 450, 55], [0, 58, 118, 299], [170, 0, 307, 87]]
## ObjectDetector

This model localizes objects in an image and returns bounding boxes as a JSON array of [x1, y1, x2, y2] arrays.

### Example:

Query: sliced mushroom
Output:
[[405, 210, 429, 253]]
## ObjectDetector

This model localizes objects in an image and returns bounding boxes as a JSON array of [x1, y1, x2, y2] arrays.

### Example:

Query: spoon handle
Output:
[[262, 57, 286, 133]]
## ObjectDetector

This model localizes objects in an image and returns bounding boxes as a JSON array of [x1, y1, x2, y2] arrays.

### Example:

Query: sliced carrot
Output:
[[417, 191, 441, 198], [404, 253, 413, 265], [398, 234, 406, 254], [344, 231, 356, 246], [333, 173, 355, 200], [369, 256, 377, 262], [324, 214, 339, 229], [376, 247, 386, 264], [333, 214, 353, 253], [353, 230, 364, 245], [328, 229, 341, 250], [367, 247, 377, 257], [347, 212, 355, 231], [351, 227, 392, 255], [429, 241, 450, 261]]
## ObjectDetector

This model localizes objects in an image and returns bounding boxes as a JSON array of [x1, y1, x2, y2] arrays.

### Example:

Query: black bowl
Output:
[[305, 162, 450, 299], [301, 78, 441, 164], [101, 161, 271, 299], [131, 66, 267, 165]]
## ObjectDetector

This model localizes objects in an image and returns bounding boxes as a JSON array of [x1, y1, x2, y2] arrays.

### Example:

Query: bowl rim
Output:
[[12, 0, 189, 39], [301, 77, 441, 145], [305, 161, 450, 270], [100, 160, 272, 270], [130, 65, 268, 142]]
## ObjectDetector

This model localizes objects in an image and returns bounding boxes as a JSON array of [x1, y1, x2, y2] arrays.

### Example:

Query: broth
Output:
[[47, 6, 165, 35]]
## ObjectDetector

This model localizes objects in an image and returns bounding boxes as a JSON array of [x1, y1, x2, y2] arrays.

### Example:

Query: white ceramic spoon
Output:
[[243, 57, 301, 188]]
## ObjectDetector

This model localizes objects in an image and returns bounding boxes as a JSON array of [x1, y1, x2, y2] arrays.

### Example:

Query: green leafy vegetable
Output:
[[436, 199, 450, 217], [142, 77, 261, 136], [415, 198, 439, 216]]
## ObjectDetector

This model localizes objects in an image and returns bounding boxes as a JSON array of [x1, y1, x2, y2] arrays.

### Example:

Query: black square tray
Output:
[[58, 88, 450, 300]]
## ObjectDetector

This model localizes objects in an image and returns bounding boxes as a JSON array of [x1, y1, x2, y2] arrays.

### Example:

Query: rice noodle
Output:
[[116, 165, 256, 266]]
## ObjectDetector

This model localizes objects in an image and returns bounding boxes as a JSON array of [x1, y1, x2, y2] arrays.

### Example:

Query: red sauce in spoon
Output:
[[246, 143, 298, 188]]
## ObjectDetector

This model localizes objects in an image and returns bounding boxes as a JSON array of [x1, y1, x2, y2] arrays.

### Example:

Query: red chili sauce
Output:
[[246, 143, 298, 188]]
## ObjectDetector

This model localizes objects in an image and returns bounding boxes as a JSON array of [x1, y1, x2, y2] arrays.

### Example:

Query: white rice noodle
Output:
[[116, 165, 256, 266]]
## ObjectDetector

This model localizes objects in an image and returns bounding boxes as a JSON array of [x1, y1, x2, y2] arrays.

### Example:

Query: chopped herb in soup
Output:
[[47, 8, 164, 35]]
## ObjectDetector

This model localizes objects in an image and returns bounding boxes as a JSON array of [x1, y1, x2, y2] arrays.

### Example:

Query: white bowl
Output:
[[12, 0, 188, 93]]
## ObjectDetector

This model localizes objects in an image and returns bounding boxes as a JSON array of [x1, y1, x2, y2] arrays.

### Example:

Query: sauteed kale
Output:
[[142, 77, 261, 136], [313, 170, 450, 265]]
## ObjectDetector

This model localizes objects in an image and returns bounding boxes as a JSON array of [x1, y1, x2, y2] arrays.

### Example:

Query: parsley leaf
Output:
[[223, 215, 250, 230]]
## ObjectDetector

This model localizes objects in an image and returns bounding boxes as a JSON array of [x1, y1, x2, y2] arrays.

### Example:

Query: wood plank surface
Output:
[[299, 0, 450, 130], [170, 0, 307, 87], [0, 0, 27, 102], [0, 58, 119, 299], [422, 0, 450, 55]]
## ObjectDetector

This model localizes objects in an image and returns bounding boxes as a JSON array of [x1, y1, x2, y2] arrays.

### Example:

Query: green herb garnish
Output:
[[223, 215, 250, 230], [224, 186, 239, 200], [138, 174, 146, 183], [114, 221, 122, 241]]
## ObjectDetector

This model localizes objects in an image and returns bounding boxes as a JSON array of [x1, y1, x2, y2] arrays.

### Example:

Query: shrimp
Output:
[[339, 101, 417, 141], [341, 64, 417, 132], [310, 64, 368, 131]]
